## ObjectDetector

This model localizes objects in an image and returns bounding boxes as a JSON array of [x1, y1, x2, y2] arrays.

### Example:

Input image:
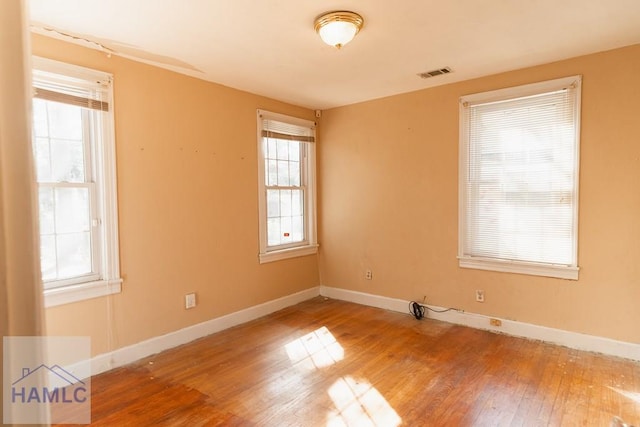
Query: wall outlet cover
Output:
[[185, 293, 197, 309]]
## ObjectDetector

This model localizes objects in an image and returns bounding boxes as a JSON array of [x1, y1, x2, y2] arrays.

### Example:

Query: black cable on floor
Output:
[[409, 301, 425, 320], [409, 301, 458, 320]]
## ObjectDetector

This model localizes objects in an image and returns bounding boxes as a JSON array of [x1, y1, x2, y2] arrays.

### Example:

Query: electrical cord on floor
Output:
[[409, 301, 425, 320], [409, 301, 458, 320]]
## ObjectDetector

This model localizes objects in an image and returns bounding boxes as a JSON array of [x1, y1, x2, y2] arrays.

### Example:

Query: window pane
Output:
[[264, 139, 303, 188], [267, 218, 281, 246], [265, 189, 305, 247], [277, 160, 290, 186], [289, 161, 300, 186], [276, 140, 289, 160], [40, 234, 57, 282], [267, 139, 277, 159], [291, 190, 303, 216], [280, 216, 292, 244], [38, 187, 55, 235], [47, 101, 83, 140], [33, 99, 87, 183], [32, 99, 49, 137], [267, 160, 278, 186], [267, 190, 280, 218], [280, 190, 292, 217], [33, 137, 52, 182], [291, 215, 304, 242], [289, 142, 300, 162], [56, 232, 92, 279], [51, 138, 85, 183], [55, 187, 90, 234]]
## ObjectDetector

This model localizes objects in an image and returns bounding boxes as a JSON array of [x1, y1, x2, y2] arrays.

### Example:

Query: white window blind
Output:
[[261, 117, 315, 143], [459, 76, 581, 279], [33, 64, 111, 111]]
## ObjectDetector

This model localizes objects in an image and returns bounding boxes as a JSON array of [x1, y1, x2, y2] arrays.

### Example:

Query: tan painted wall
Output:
[[318, 44, 640, 344], [34, 35, 320, 356], [35, 32, 640, 354]]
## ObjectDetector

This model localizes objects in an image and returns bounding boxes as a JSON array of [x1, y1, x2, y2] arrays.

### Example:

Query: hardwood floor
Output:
[[55, 297, 640, 426]]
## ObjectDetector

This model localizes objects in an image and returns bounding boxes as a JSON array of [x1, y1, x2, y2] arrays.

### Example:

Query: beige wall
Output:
[[35, 32, 640, 355], [34, 35, 320, 356], [318, 44, 640, 344]]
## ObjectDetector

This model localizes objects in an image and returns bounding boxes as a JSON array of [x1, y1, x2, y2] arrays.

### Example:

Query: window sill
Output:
[[458, 256, 579, 280], [43, 278, 123, 308], [259, 244, 319, 264]]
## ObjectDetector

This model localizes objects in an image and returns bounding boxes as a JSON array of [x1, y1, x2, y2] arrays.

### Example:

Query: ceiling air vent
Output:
[[418, 67, 452, 79]]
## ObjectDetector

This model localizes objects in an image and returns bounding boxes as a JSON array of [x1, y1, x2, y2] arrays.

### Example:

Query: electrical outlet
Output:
[[475, 290, 485, 302], [365, 270, 373, 280], [490, 318, 502, 327], [185, 293, 197, 309]]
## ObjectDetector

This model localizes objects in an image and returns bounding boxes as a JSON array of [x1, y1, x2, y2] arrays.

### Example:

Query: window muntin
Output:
[[32, 56, 121, 304], [257, 110, 317, 262], [459, 76, 581, 279]]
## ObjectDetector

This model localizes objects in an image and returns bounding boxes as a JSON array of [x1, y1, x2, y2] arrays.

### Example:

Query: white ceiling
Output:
[[29, 0, 640, 110]]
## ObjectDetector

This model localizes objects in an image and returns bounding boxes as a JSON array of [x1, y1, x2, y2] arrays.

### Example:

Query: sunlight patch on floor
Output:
[[326, 376, 401, 427], [285, 326, 344, 370], [610, 386, 640, 404]]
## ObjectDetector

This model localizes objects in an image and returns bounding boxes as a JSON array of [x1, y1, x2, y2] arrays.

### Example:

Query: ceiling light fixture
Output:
[[314, 11, 364, 49]]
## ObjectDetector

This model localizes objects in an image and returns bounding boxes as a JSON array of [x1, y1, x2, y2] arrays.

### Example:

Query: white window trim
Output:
[[43, 278, 123, 308], [257, 109, 318, 263], [33, 56, 122, 306], [458, 75, 581, 280], [458, 257, 579, 280]]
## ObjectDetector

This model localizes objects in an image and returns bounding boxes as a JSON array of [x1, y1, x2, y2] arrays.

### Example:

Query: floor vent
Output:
[[418, 67, 452, 79]]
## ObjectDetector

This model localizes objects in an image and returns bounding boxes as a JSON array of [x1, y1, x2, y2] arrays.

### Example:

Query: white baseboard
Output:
[[320, 285, 640, 361], [86, 286, 321, 376], [67, 283, 639, 382]]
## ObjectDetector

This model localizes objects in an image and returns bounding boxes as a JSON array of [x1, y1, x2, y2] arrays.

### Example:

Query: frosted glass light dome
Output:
[[314, 11, 364, 49]]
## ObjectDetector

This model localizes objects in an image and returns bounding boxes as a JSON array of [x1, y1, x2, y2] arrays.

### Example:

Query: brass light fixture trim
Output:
[[314, 11, 364, 49]]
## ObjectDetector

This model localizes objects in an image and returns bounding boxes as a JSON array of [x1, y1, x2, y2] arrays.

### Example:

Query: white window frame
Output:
[[458, 76, 581, 280], [257, 110, 318, 263], [32, 56, 122, 307]]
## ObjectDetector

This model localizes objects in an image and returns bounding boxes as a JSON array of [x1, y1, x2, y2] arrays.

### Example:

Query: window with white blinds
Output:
[[458, 76, 581, 280], [32, 56, 122, 306], [257, 110, 318, 263]]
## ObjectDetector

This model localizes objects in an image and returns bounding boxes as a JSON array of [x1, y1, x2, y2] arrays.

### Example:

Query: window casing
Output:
[[32, 57, 122, 306], [257, 110, 317, 263], [458, 76, 581, 280]]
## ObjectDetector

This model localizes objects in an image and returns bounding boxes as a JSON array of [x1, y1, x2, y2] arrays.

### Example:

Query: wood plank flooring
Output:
[[54, 297, 640, 426]]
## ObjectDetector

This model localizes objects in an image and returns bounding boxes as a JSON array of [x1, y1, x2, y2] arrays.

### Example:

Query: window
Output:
[[458, 76, 581, 280], [257, 110, 317, 263], [32, 57, 121, 306]]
